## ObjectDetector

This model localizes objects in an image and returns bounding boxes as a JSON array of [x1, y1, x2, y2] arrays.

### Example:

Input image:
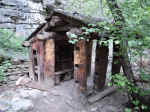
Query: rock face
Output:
[[0, 0, 45, 37]]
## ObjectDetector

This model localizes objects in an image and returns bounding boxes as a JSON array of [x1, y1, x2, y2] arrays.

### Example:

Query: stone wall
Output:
[[0, 0, 45, 37]]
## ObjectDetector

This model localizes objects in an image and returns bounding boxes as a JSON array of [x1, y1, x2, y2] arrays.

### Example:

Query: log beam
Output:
[[37, 32, 56, 40], [74, 40, 87, 92], [36, 40, 45, 82]]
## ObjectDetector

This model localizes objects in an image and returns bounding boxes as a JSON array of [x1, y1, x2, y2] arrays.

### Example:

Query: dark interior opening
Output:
[[32, 50, 38, 66], [33, 50, 37, 55], [55, 34, 74, 72]]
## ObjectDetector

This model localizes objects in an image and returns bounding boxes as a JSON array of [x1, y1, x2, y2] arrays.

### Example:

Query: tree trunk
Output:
[[106, 0, 134, 82]]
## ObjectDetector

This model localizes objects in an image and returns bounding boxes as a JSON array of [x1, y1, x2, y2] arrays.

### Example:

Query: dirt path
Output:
[[0, 79, 128, 112], [0, 59, 128, 112]]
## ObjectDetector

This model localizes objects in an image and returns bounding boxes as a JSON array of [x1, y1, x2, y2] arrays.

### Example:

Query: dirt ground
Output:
[[0, 78, 128, 112]]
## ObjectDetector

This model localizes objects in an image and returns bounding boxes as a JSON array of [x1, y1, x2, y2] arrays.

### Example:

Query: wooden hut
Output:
[[23, 6, 112, 93]]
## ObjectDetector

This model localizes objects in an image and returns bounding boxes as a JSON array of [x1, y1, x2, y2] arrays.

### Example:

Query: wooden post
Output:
[[28, 47, 36, 81], [74, 40, 87, 92], [44, 39, 55, 78], [94, 45, 108, 91], [89, 40, 97, 88], [112, 44, 121, 75], [37, 40, 45, 82]]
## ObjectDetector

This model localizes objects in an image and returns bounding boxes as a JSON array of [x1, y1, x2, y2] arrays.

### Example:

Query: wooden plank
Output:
[[89, 40, 97, 88], [94, 45, 108, 91], [31, 38, 39, 81], [74, 40, 87, 92], [36, 40, 45, 82], [28, 47, 36, 81], [54, 69, 73, 76], [37, 32, 56, 40], [86, 41, 92, 77], [44, 39, 55, 78]]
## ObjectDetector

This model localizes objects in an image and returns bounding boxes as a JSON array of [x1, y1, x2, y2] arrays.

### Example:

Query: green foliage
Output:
[[0, 60, 11, 82], [124, 108, 132, 112], [66, 0, 109, 17], [0, 29, 25, 52], [109, 73, 150, 111]]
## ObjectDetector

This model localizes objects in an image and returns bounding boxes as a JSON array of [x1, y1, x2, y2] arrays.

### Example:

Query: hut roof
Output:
[[24, 5, 109, 43]]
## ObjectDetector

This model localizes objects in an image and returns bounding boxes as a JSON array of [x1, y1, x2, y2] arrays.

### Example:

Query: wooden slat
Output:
[[28, 47, 36, 81], [89, 40, 97, 88], [36, 40, 45, 82], [74, 40, 87, 91], [54, 69, 73, 76], [44, 39, 55, 78], [94, 45, 108, 91]]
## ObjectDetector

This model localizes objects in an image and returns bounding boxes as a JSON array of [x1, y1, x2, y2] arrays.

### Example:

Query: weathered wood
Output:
[[88, 87, 116, 103], [36, 40, 45, 82], [94, 45, 108, 91], [112, 44, 121, 75], [89, 40, 97, 88], [48, 16, 66, 27], [28, 47, 36, 81], [46, 5, 109, 26], [31, 38, 40, 81], [54, 69, 73, 76], [37, 32, 56, 40], [22, 41, 31, 47], [44, 39, 55, 78], [86, 41, 92, 77], [54, 69, 73, 85], [51, 25, 71, 32], [74, 40, 87, 92]]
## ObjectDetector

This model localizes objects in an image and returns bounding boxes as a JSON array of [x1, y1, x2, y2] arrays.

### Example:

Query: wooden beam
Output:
[[28, 47, 37, 81], [94, 45, 108, 91], [44, 39, 55, 78], [37, 40, 45, 82], [51, 25, 71, 32], [48, 16, 66, 27], [54, 69, 73, 76], [89, 40, 97, 88], [37, 32, 56, 40], [74, 40, 87, 92], [54, 69, 73, 85], [22, 41, 31, 47]]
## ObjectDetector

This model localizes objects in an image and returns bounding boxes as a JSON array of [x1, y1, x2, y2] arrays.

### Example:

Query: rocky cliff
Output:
[[0, 0, 45, 37]]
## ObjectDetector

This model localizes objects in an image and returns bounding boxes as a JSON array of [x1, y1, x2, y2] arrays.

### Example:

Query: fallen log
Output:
[[88, 87, 116, 104]]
